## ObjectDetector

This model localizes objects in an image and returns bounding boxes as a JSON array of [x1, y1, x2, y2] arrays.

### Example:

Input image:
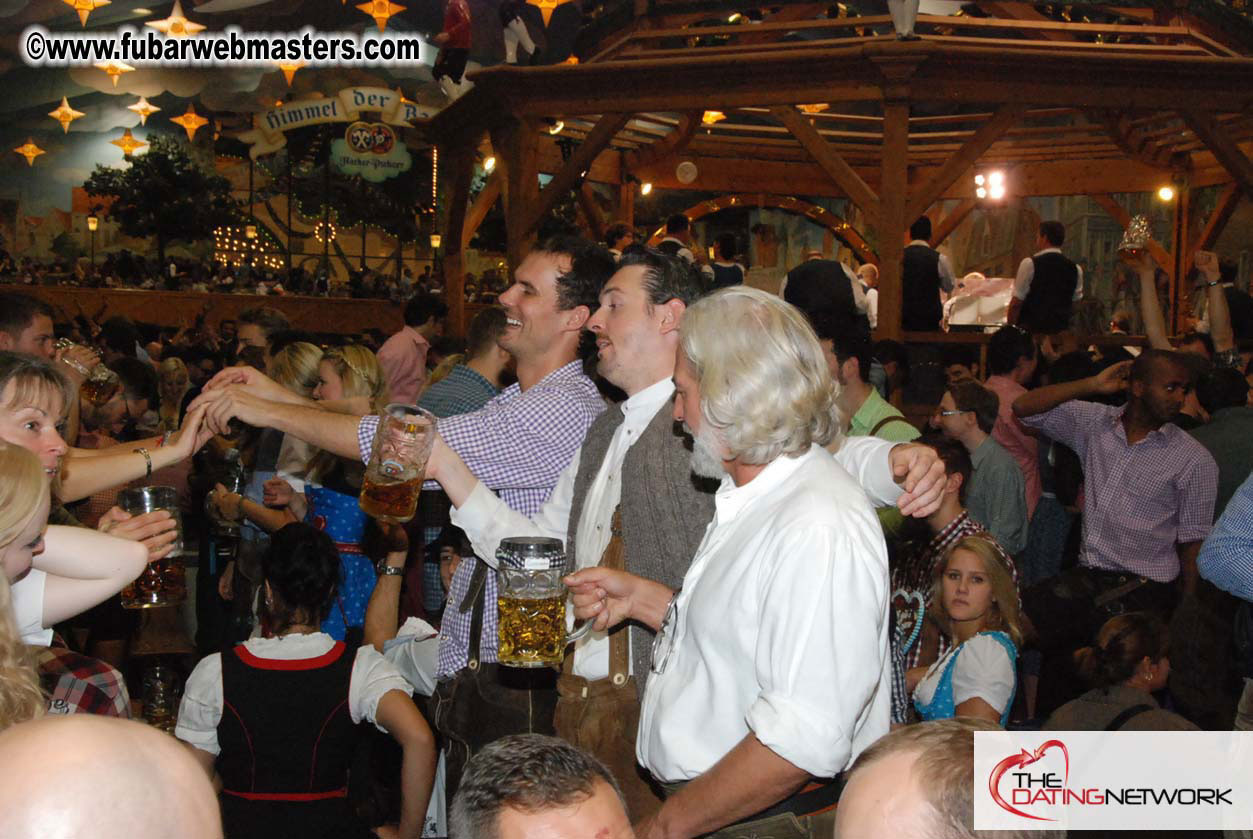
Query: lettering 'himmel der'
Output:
[[265, 100, 340, 132]]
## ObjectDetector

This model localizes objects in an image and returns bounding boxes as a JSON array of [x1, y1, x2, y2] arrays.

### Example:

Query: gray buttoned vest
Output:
[[565, 401, 717, 692]]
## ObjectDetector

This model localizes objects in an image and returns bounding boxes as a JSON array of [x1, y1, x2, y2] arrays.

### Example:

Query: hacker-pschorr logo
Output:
[[982, 736, 1237, 826]]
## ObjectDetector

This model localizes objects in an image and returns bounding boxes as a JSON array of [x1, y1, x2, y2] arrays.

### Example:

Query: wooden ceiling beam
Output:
[[1094, 111, 1180, 170], [1179, 110, 1253, 197], [929, 198, 977, 248], [905, 104, 1025, 221], [521, 112, 632, 237], [462, 172, 501, 249], [625, 112, 700, 170], [1189, 182, 1242, 256], [770, 105, 881, 226]]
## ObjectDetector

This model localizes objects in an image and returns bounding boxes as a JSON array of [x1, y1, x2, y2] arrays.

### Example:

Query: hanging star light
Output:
[[170, 104, 208, 141], [527, 0, 571, 26], [276, 62, 303, 86], [356, 0, 404, 32], [95, 61, 135, 87], [13, 138, 45, 166], [146, 0, 204, 37], [127, 96, 161, 125], [798, 103, 829, 114], [62, 0, 110, 27], [111, 128, 147, 157], [48, 97, 85, 133], [701, 110, 726, 126]]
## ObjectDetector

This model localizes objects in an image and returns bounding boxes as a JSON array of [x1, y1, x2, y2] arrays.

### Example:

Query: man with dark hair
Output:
[[901, 216, 955, 332], [814, 315, 917, 443], [236, 306, 290, 368], [379, 292, 449, 405], [1013, 351, 1218, 706], [84, 356, 159, 439], [1191, 367, 1253, 516], [418, 307, 510, 419], [1008, 220, 1082, 334], [0, 291, 56, 358], [836, 718, 1066, 839], [656, 214, 697, 263], [781, 249, 869, 334], [98, 316, 142, 362], [191, 235, 616, 796], [449, 734, 630, 839], [933, 380, 1028, 554], [940, 344, 980, 387], [605, 223, 633, 260], [984, 325, 1041, 520]]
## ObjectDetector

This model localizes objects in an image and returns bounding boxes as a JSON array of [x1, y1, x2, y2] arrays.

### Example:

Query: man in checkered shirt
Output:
[[191, 235, 616, 792], [1012, 349, 1218, 697]]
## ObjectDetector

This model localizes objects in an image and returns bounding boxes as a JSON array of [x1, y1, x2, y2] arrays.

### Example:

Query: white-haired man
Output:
[[568, 286, 891, 839]]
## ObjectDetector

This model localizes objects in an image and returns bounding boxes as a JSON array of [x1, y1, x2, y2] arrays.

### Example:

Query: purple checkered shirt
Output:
[[358, 360, 605, 676], [1021, 400, 1218, 583]]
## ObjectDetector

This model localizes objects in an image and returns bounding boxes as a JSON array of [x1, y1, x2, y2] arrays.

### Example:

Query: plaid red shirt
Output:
[[33, 644, 132, 719]]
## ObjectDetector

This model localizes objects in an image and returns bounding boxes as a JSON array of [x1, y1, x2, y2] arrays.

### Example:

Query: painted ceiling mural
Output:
[[0, 0, 586, 218]]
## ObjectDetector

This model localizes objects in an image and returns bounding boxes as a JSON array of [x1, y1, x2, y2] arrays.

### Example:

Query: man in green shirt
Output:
[[814, 319, 919, 443]]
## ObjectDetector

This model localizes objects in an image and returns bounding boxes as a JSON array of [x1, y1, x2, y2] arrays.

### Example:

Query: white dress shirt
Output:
[[12, 569, 52, 646], [636, 445, 891, 782], [452, 378, 674, 680], [1014, 247, 1084, 302], [864, 286, 879, 329]]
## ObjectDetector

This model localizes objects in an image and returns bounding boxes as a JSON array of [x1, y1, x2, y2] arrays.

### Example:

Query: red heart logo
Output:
[[988, 740, 1069, 822]]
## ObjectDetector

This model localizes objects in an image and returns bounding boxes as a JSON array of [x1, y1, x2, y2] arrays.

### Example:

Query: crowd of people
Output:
[[0, 217, 1247, 838]]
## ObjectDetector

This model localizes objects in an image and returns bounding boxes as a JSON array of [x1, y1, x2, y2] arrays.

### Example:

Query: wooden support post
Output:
[[491, 118, 541, 276], [1189, 182, 1241, 263], [930, 198, 976, 248], [577, 183, 606, 240], [618, 173, 635, 229], [878, 99, 911, 340], [520, 112, 631, 237], [461, 172, 501, 249], [441, 145, 475, 336], [1179, 110, 1253, 197], [904, 104, 1024, 223], [1171, 183, 1191, 334], [771, 105, 881, 228]]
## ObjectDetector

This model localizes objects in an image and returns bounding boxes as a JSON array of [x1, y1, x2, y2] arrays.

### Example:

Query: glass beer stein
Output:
[[496, 537, 590, 668], [118, 486, 187, 609], [53, 337, 121, 406], [359, 404, 436, 524]]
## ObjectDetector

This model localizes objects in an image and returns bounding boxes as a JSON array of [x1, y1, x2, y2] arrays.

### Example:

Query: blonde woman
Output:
[[156, 357, 192, 433], [911, 535, 1022, 725], [215, 345, 390, 642], [0, 448, 47, 729]]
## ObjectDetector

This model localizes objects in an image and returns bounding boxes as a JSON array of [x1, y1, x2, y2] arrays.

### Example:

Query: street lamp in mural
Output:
[[87, 215, 98, 272]]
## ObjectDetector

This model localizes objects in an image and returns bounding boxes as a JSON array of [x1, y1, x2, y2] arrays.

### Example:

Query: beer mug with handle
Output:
[[118, 485, 186, 609], [360, 403, 436, 524], [496, 537, 591, 668]]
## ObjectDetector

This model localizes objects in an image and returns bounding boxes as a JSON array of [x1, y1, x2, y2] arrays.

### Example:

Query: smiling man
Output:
[[188, 236, 615, 797]]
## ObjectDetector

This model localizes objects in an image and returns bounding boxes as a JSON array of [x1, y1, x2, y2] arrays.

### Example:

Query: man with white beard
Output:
[[568, 286, 893, 839]]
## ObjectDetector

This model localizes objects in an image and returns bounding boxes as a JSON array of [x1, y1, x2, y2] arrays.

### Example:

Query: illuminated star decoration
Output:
[[145, 0, 205, 37], [94, 61, 135, 87], [798, 103, 829, 114], [127, 96, 161, 125], [701, 110, 726, 126], [527, 0, 571, 26], [276, 62, 303, 86], [111, 128, 147, 157], [62, 0, 110, 27], [13, 138, 45, 166], [356, 0, 404, 33], [170, 104, 209, 141], [48, 97, 86, 133]]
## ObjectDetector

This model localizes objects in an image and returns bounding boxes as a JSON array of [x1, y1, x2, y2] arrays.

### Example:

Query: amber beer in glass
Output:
[[53, 338, 121, 405], [118, 486, 186, 609], [495, 537, 590, 668], [359, 404, 436, 524]]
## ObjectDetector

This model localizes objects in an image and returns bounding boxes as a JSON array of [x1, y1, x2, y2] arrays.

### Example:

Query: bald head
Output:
[[0, 716, 221, 839]]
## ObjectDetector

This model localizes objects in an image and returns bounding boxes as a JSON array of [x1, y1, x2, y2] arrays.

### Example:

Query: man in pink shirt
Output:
[[984, 325, 1040, 519], [378, 293, 447, 406]]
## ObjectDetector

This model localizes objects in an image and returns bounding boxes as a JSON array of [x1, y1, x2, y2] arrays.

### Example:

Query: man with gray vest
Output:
[[425, 250, 949, 821], [1007, 220, 1082, 335]]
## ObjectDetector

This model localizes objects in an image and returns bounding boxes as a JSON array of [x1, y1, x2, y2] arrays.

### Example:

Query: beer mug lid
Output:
[[497, 537, 564, 567]]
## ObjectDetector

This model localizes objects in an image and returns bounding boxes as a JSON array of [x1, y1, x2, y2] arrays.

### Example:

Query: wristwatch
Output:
[[376, 560, 405, 577]]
